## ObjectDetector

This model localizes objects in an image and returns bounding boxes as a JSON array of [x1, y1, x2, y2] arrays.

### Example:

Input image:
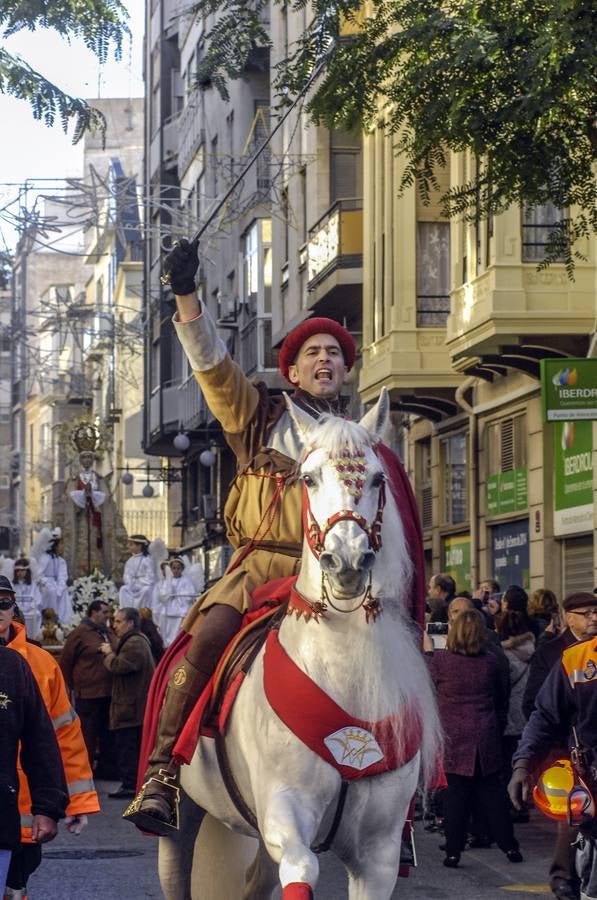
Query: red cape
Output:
[[377, 442, 426, 630]]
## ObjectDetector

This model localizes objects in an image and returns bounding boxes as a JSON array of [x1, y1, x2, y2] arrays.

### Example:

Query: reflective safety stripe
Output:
[[5, 886, 28, 899], [68, 778, 96, 796], [542, 786, 569, 797], [52, 707, 77, 730], [20, 814, 33, 827], [569, 668, 597, 686]]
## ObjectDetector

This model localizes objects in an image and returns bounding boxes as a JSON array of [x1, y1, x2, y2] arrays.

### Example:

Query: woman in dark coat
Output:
[[429, 609, 523, 868]]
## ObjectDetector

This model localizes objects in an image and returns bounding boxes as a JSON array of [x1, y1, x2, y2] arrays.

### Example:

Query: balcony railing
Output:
[[163, 113, 180, 170], [416, 295, 451, 327], [239, 317, 276, 376], [307, 199, 363, 288], [148, 377, 209, 436]]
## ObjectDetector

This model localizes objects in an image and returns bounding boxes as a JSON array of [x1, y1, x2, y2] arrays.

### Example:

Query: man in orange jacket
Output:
[[0, 575, 100, 899]]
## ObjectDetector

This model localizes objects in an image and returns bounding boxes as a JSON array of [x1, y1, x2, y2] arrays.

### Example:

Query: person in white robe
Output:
[[12, 557, 43, 638], [119, 535, 158, 610], [154, 557, 202, 647], [31, 528, 72, 626]]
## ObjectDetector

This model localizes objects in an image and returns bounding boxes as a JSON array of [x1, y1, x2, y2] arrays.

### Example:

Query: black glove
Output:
[[162, 236, 199, 296], [508, 761, 532, 810]]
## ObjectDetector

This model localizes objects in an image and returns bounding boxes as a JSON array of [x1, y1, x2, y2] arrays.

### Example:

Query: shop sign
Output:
[[486, 468, 528, 516], [541, 358, 597, 421], [442, 533, 472, 592], [490, 520, 529, 589], [554, 420, 593, 536]]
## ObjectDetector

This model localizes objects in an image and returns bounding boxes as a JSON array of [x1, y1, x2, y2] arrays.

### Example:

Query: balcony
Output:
[[446, 263, 595, 379], [306, 200, 363, 315], [177, 102, 204, 178], [146, 376, 211, 454], [163, 113, 180, 172]]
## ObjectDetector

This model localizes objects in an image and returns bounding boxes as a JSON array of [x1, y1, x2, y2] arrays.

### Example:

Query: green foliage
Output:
[[190, 0, 597, 273], [0, 0, 129, 142]]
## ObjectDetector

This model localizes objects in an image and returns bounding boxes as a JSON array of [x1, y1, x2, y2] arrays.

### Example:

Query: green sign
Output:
[[541, 358, 597, 422], [486, 468, 528, 516], [554, 420, 593, 535], [442, 533, 472, 592]]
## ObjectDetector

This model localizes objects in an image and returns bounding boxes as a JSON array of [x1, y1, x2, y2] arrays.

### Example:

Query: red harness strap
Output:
[[263, 629, 422, 781]]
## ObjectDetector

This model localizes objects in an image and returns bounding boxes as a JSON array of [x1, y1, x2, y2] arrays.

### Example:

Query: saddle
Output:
[[172, 599, 286, 765]]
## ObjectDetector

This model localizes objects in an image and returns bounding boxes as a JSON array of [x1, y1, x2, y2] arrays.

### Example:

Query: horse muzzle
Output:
[[319, 549, 375, 598]]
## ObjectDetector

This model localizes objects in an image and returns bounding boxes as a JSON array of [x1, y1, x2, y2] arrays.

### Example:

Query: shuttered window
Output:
[[330, 129, 362, 202], [562, 537, 594, 595], [416, 439, 433, 531], [487, 414, 526, 475]]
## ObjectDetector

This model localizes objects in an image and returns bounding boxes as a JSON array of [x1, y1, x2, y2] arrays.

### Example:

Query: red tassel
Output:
[[282, 883, 313, 899]]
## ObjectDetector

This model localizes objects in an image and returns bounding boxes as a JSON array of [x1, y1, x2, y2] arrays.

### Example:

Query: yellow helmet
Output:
[[533, 759, 574, 821]]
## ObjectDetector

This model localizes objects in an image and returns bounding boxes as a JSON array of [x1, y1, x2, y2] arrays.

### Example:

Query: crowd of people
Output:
[[423, 571, 597, 900], [0, 530, 206, 897]]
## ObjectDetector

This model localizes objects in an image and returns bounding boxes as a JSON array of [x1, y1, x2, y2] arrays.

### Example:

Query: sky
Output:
[[0, 0, 145, 251]]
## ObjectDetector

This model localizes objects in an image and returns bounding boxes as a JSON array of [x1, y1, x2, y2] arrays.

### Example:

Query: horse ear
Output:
[[284, 393, 315, 443], [359, 387, 391, 441]]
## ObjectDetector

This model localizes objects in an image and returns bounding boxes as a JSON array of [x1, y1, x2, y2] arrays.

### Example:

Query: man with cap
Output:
[[509, 592, 597, 900], [129, 236, 425, 832], [0, 574, 100, 897]]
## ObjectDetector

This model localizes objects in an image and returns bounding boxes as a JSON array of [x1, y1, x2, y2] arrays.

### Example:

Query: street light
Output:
[[199, 448, 216, 467], [118, 461, 184, 494], [173, 431, 191, 452]]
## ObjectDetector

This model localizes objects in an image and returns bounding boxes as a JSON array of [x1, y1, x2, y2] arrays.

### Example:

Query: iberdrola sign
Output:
[[541, 358, 597, 422]]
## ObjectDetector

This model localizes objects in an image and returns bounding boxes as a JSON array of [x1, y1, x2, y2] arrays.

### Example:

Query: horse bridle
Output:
[[300, 448, 387, 620], [302, 479, 386, 559]]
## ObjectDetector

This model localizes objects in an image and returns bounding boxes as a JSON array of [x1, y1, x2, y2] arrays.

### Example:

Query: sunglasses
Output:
[[0, 597, 16, 610]]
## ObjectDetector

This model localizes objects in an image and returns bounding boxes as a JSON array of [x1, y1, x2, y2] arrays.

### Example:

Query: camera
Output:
[[426, 622, 449, 636]]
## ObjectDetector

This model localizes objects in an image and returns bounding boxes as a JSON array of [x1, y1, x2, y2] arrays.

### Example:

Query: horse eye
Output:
[[303, 473, 315, 488], [371, 472, 385, 487]]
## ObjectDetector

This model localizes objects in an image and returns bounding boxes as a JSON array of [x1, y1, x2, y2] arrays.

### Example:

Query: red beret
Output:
[[278, 317, 356, 381]]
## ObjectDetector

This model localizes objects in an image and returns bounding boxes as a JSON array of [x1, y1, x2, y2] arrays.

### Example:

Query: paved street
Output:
[[28, 778, 561, 899]]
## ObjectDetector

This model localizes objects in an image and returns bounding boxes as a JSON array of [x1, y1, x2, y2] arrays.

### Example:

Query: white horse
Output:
[[159, 391, 441, 899]]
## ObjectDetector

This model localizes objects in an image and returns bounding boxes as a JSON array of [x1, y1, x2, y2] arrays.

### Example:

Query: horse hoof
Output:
[[282, 884, 314, 899]]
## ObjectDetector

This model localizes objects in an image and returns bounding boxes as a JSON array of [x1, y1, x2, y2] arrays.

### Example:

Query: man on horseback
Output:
[[129, 237, 422, 835]]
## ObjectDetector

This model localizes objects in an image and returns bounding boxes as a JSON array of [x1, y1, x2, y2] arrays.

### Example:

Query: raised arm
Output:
[[164, 238, 260, 435]]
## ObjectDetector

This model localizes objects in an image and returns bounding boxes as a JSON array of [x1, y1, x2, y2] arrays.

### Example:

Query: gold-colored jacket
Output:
[[175, 312, 304, 633]]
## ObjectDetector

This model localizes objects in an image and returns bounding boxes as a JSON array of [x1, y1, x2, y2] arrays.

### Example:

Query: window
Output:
[[440, 432, 467, 525], [522, 203, 567, 262], [240, 219, 275, 372], [226, 111, 234, 176], [416, 439, 433, 531], [243, 222, 259, 317], [330, 129, 362, 202], [211, 136, 219, 197], [196, 173, 205, 221], [416, 222, 450, 326], [253, 101, 270, 191], [487, 414, 526, 475]]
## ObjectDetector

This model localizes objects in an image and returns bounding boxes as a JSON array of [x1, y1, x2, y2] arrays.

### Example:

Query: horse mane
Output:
[[301, 414, 442, 786], [308, 415, 375, 457]]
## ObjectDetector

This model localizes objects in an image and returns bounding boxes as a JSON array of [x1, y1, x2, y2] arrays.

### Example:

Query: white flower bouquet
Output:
[[68, 569, 119, 627]]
